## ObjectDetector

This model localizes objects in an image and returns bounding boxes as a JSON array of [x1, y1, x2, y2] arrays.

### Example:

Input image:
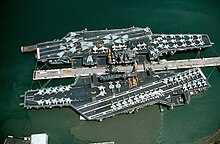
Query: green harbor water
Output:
[[0, 0, 220, 143]]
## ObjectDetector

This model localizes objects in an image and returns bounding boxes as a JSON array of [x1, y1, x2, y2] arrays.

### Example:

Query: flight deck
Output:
[[22, 68, 209, 121], [22, 27, 213, 66]]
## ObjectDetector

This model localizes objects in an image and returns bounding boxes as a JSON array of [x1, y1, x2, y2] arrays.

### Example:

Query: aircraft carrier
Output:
[[21, 26, 212, 66], [20, 27, 218, 121]]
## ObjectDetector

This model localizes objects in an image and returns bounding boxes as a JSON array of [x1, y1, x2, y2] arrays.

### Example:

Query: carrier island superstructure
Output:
[[20, 26, 220, 121]]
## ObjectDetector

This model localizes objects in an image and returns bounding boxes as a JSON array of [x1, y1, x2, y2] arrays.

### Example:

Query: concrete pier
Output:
[[33, 57, 220, 80], [33, 66, 135, 80], [147, 57, 220, 71]]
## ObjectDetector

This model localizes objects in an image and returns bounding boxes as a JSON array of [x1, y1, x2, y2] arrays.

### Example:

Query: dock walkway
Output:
[[33, 57, 220, 80], [147, 57, 220, 71], [33, 66, 134, 80]]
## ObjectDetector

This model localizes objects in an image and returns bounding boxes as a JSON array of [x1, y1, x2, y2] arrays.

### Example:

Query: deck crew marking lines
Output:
[[78, 74, 187, 110], [82, 103, 112, 114], [77, 69, 198, 110], [39, 29, 147, 56], [38, 42, 61, 50], [39, 28, 142, 51], [83, 83, 184, 117], [40, 50, 65, 58], [86, 29, 145, 41], [129, 35, 148, 41], [83, 77, 206, 118], [88, 109, 113, 120], [84, 27, 142, 41], [39, 41, 76, 50], [87, 81, 207, 119], [81, 84, 166, 114], [40, 46, 63, 54], [88, 101, 160, 120], [76, 81, 162, 110], [86, 85, 182, 119]]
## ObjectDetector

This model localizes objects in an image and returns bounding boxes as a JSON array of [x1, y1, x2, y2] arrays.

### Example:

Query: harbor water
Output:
[[0, 0, 220, 143]]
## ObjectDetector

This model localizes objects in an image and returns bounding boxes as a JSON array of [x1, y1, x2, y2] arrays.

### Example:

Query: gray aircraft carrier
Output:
[[21, 26, 212, 66], [22, 68, 209, 121], [20, 27, 218, 121]]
